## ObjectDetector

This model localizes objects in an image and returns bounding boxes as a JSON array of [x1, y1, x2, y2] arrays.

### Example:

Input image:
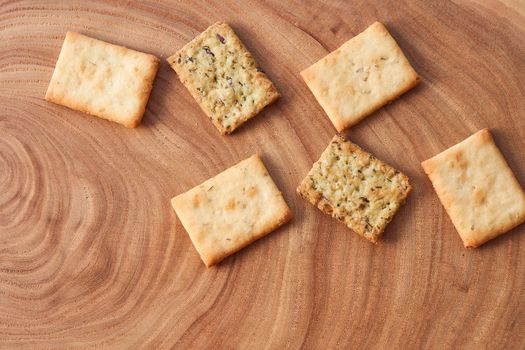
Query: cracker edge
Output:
[[45, 31, 160, 128], [297, 135, 412, 243], [421, 128, 525, 248], [166, 22, 280, 135], [171, 154, 292, 267], [300, 21, 420, 132]]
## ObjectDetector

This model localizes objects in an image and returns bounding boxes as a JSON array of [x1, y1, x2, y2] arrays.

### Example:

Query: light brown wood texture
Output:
[[1, 1, 524, 348]]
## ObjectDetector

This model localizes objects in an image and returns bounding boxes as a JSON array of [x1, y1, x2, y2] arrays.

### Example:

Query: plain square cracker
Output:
[[300, 21, 419, 132], [167, 22, 279, 135], [421, 129, 525, 248], [45, 32, 159, 128], [171, 155, 292, 267], [297, 135, 411, 243]]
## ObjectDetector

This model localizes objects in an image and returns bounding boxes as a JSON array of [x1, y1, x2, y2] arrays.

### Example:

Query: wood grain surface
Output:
[[1, 1, 524, 348]]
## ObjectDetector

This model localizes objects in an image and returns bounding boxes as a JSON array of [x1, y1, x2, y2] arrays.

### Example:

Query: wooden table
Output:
[[1, 1, 524, 348]]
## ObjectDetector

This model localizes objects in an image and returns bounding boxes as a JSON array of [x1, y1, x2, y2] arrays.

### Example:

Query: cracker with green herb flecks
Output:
[[171, 155, 292, 267], [297, 135, 411, 243], [301, 22, 419, 132], [45, 32, 159, 128], [167, 22, 279, 134]]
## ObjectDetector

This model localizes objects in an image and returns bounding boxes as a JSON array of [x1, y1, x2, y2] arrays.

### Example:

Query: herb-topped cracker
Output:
[[297, 135, 411, 243], [45, 32, 159, 128], [167, 22, 279, 134], [422, 129, 525, 248], [171, 155, 292, 267], [301, 22, 419, 132]]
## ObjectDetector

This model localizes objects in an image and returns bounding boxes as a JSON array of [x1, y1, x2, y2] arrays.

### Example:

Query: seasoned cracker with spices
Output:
[[297, 135, 411, 243], [167, 22, 279, 134]]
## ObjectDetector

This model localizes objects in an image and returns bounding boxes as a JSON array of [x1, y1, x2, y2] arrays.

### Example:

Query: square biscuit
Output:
[[301, 22, 419, 132], [422, 129, 525, 248], [171, 155, 292, 267], [167, 22, 279, 135], [297, 135, 411, 243], [45, 32, 159, 128]]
